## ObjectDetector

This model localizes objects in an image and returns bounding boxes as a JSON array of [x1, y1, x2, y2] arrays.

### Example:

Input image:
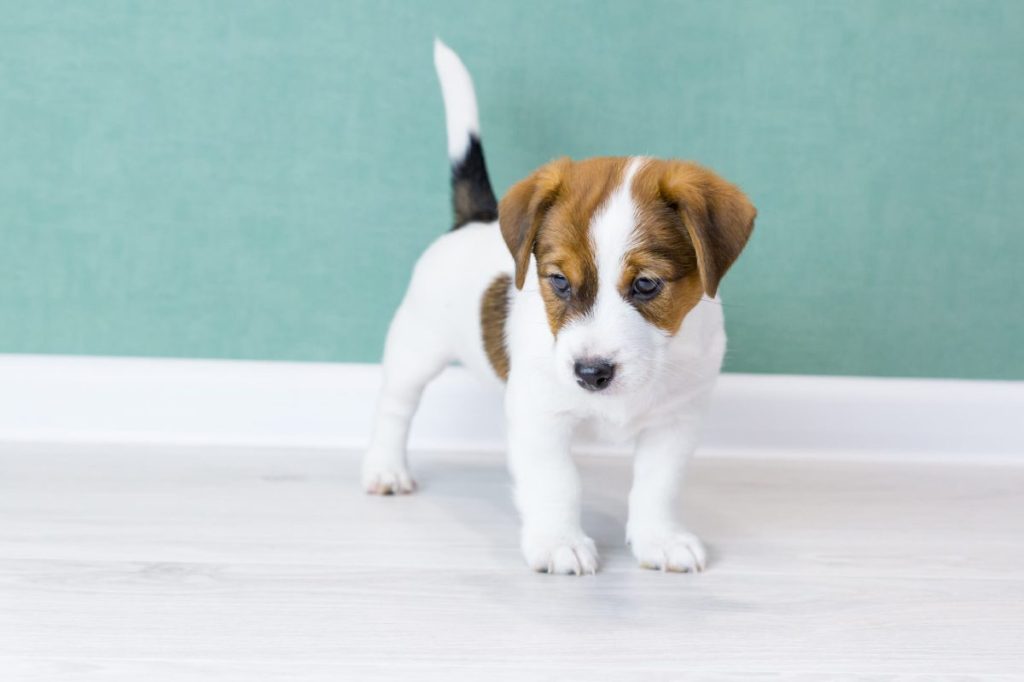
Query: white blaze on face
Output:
[[554, 157, 665, 393]]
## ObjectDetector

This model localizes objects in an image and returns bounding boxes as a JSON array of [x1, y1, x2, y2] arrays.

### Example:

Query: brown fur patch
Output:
[[498, 156, 755, 339], [619, 209, 704, 334], [499, 157, 628, 335], [634, 159, 756, 299], [480, 274, 512, 380], [627, 159, 756, 333]]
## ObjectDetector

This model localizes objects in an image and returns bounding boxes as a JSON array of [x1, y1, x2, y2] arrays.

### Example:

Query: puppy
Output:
[[362, 40, 756, 575]]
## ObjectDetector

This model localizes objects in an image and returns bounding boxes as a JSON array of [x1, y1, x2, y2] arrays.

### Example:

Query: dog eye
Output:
[[631, 277, 663, 301], [548, 273, 571, 299]]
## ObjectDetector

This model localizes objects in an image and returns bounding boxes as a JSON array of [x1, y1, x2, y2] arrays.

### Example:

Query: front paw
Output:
[[521, 531, 598, 576], [628, 529, 707, 573], [361, 453, 415, 495]]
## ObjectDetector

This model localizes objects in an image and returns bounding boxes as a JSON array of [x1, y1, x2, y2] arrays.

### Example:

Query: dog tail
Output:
[[434, 38, 499, 230]]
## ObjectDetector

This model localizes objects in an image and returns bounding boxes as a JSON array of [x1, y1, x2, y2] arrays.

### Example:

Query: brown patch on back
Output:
[[499, 157, 629, 336], [480, 274, 512, 380], [626, 159, 756, 334]]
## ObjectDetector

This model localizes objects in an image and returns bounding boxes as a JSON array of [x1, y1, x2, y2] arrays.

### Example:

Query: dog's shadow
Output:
[[409, 450, 671, 570]]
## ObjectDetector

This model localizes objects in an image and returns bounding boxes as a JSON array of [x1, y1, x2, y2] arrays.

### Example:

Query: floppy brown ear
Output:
[[498, 158, 569, 289], [659, 162, 757, 298]]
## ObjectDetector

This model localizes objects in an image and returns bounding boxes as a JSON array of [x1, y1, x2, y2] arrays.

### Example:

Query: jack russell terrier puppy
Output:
[[362, 40, 756, 575]]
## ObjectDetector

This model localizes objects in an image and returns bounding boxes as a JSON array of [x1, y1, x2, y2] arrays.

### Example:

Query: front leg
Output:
[[506, 384, 596, 575], [627, 419, 708, 572]]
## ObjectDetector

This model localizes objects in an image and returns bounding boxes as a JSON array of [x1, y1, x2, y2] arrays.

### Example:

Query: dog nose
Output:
[[574, 359, 616, 391]]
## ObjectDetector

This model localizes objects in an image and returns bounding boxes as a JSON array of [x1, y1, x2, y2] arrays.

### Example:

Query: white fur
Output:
[[364, 45, 728, 576], [554, 158, 657, 396], [433, 38, 480, 161]]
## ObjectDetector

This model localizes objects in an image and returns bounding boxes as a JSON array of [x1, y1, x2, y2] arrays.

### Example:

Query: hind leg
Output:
[[362, 302, 451, 494]]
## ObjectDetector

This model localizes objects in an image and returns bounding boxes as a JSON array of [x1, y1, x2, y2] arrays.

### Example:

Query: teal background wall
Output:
[[2, 0, 1022, 379]]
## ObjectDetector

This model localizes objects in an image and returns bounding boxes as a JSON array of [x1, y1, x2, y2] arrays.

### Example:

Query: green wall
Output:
[[2, 0, 1022, 379]]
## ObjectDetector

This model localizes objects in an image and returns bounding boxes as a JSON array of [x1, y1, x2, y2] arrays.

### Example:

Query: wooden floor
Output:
[[1, 444, 1023, 680]]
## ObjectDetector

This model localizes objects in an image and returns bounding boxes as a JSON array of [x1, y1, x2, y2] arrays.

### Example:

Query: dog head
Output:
[[499, 157, 755, 394]]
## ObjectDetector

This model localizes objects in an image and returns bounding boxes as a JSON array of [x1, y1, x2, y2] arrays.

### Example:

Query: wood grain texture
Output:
[[1, 444, 1023, 679]]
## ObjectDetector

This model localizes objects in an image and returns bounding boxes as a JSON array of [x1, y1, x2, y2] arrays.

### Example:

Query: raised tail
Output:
[[433, 39, 499, 229]]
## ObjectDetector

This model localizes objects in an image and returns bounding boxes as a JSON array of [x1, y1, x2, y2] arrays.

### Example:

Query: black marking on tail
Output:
[[451, 135, 498, 229]]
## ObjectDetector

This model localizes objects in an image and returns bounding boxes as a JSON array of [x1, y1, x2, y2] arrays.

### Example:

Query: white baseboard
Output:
[[2, 354, 1022, 461]]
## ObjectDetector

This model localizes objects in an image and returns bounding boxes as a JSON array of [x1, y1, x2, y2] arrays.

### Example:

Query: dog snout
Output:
[[574, 359, 616, 391]]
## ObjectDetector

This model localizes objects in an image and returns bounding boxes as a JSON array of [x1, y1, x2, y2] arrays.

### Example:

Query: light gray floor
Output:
[[1, 444, 1023, 680]]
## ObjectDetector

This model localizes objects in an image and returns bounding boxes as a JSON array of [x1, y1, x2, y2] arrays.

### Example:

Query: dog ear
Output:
[[499, 158, 569, 289], [658, 161, 756, 298]]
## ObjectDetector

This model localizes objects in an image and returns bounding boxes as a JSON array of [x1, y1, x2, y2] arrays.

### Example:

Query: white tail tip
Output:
[[434, 38, 480, 161]]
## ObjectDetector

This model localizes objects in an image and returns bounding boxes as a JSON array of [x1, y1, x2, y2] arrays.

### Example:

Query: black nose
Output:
[[574, 359, 616, 391]]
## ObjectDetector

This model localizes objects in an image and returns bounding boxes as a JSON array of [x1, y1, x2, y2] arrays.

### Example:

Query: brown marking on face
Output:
[[499, 157, 629, 335], [637, 159, 757, 297], [480, 273, 512, 381], [625, 159, 757, 334], [618, 204, 704, 333]]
